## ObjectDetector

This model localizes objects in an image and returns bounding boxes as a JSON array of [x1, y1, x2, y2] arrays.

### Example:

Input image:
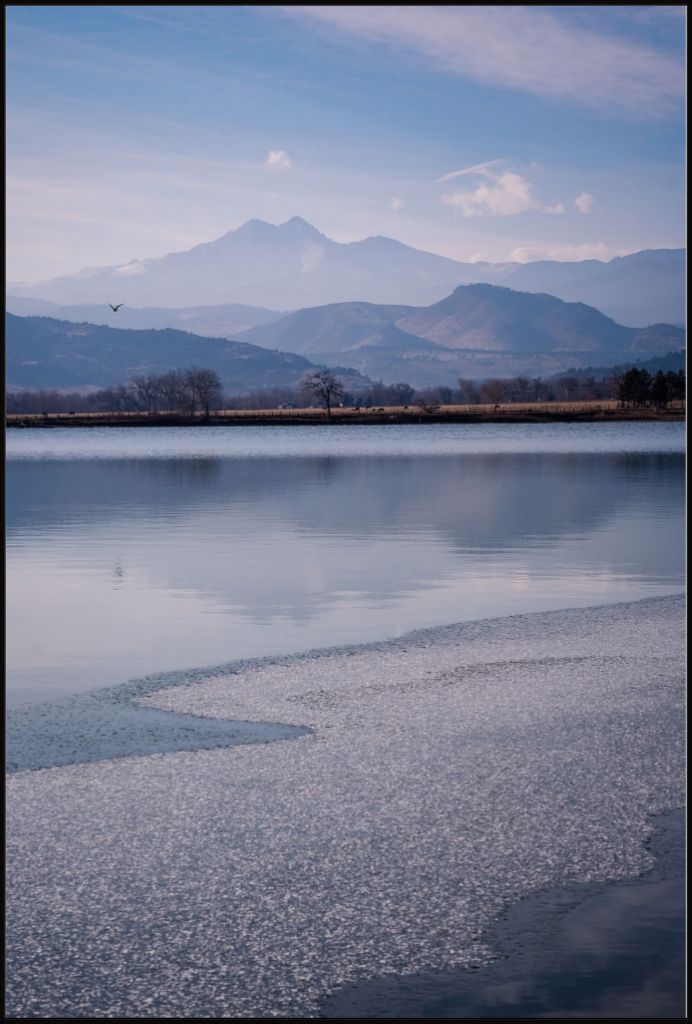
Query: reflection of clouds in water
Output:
[[7, 453, 684, 614], [303, 563, 327, 595], [6, 448, 685, 702], [7, 452, 685, 548]]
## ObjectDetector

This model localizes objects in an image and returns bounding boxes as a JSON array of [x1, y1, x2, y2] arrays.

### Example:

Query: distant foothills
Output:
[[5, 320, 685, 418], [6, 290, 685, 395]]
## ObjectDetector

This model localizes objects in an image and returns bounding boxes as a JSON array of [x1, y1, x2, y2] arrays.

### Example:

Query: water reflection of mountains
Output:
[[8, 452, 684, 550]]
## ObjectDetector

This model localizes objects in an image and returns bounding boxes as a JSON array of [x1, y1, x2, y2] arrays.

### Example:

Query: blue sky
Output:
[[6, 4, 686, 282]]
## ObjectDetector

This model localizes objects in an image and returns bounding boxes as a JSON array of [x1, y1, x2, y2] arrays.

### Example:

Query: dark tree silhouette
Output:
[[621, 367, 652, 407], [185, 367, 223, 417], [667, 369, 686, 402], [650, 370, 670, 408], [300, 370, 345, 419], [479, 378, 509, 405]]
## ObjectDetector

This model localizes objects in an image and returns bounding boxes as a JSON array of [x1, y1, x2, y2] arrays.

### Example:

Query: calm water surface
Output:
[[6, 422, 685, 706]]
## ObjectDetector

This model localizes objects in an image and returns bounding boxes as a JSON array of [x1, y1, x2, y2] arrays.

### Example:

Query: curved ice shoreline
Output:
[[6, 595, 686, 1018], [320, 805, 686, 1018], [7, 592, 685, 774]]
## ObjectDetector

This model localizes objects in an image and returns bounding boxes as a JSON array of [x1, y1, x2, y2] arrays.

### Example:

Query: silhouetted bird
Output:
[[109, 303, 124, 312]]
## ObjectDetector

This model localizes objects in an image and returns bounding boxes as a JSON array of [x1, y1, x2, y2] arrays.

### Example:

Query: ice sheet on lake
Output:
[[6, 596, 685, 1018]]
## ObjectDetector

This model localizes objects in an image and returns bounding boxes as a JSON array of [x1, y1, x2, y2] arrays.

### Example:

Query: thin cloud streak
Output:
[[288, 6, 684, 116], [436, 159, 504, 183]]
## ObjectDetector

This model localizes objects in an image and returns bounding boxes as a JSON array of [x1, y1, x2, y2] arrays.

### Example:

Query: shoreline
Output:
[[6, 405, 685, 429], [320, 806, 686, 1019], [7, 593, 683, 775]]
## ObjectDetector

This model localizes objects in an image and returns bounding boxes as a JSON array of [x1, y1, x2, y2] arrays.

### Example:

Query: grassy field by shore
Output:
[[5, 399, 686, 428]]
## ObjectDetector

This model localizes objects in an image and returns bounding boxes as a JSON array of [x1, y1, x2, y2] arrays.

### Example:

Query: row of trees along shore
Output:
[[6, 365, 686, 416]]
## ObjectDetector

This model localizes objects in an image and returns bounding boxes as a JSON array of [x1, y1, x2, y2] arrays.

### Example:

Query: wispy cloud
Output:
[[265, 150, 293, 170], [287, 6, 684, 116], [510, 242, 616, 263], [7, 18, 189, 88], [439, 161, 592, 219], [574, 192, 595, 214], [436, 159, 504, 184], [389, 194, 404, 211], [442, 169, 537, 217]]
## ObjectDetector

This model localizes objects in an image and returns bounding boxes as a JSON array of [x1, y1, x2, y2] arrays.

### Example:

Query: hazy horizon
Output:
[[6, 213, 687, 290], [6, 6, 685, 284]]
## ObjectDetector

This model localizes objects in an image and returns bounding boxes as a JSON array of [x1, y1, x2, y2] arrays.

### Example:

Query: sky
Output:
[[6, 4, 687, 283]]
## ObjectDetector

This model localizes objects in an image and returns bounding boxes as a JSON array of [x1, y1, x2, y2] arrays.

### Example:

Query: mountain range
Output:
[[6, 217, 685, 328], [547, 350, 685, 382], [235, 285, 685, 387], [5, 314, 371, 394], [3, 297, 284, 338], [7, 280, 685, 391]]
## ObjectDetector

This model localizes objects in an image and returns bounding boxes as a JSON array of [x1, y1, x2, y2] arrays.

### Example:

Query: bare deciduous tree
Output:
[[185, 367, 223, 417], [479, 378, 509, 405], [130, 374, 164, 413], [158, 370, 187, 412], [300, 370, 345, 419], [458, 378, 481, 404]]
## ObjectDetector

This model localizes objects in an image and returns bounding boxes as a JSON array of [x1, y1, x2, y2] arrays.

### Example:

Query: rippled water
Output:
[[6, 422, 685, 705]]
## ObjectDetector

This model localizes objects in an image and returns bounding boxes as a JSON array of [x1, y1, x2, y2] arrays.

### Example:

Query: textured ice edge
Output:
[[5, 592, 685, 774], [6, 595, 686, 1019], [319, 805, 686, 1018]]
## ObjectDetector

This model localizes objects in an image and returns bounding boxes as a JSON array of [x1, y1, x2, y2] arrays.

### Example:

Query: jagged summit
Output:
[[207, 217, 326, 251], [230, 217, 276, 237], [282, 215, 318, 230], [231, 215, 322, 235]]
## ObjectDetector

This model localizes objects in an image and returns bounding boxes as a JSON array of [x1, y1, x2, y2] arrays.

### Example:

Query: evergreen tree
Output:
[[650, 370, 670, 408], [622, 367, 652, 407]]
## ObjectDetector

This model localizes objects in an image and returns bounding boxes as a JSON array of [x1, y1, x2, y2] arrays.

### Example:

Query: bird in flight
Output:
[[109, 303, 125, 312]]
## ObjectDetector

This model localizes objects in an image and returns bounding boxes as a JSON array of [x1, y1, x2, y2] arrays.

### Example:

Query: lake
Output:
[[6, 421, 684, 707], [6, 421, 686, 1019]]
